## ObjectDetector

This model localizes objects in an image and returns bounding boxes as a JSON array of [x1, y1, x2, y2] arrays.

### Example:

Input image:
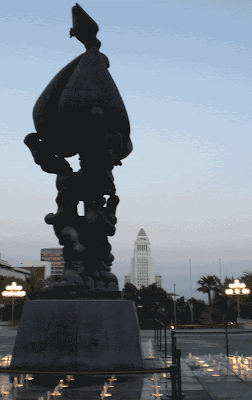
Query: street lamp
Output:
[[1, 282, 26, 328], [225, 279, 250, 322]]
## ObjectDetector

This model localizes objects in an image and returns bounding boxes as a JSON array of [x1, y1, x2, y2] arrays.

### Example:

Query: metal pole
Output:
[[224, 322, 229, 357], [189, 301, 194, 323], [237, 294, 240, 320], [176, 349, 182, 398], [11, 297, 14, 328], [189, 259, 192, 294], [170, 366, 177, 399], [159, 327, 162, 351], [164, 326, 167, 359], [156, 324, 158, 346], [171, 329, 176, 365], [174, 284, 177, 326]]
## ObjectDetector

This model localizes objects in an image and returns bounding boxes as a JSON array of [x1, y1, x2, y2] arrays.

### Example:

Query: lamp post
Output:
[[173, 284, 177, 326], [169, 285, 179, 328], [188, 300, 194, 323], [225, 279, 250, 322], [1, 282, 26, 328]]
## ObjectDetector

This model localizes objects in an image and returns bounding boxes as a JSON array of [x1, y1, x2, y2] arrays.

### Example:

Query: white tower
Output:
[[130, 228, 155, 289]]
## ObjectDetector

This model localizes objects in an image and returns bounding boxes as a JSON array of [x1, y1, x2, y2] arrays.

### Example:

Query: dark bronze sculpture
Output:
[[11, 4, 143, 374], [24, 3, 132, 298]]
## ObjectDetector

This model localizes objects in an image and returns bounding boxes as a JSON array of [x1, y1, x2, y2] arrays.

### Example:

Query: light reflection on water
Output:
[[185, 353, 252, 380], [0, 372, 170, 400], [0, 328, 171, 400]]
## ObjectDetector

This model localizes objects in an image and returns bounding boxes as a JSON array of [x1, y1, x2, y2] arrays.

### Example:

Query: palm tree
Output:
[[196, 275, 221, 305]]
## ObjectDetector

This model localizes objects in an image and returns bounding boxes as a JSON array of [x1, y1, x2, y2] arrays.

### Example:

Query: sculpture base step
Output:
[[10, 299, 144, 372]]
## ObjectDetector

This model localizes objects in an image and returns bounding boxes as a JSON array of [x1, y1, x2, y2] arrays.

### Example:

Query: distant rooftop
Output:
[[137, 228, 147, 237]]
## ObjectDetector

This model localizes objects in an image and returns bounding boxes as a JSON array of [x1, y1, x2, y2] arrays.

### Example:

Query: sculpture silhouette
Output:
[[24, 3, 132, 298]]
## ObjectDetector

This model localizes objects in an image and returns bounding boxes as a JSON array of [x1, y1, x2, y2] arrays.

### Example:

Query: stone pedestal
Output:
[[10, 299, 144, 372]]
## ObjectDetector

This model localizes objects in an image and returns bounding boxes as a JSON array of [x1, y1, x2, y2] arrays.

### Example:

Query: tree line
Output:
[[123, 270, 252, 327], [196, 272, 252, 323], [1, 269, 252, 325]]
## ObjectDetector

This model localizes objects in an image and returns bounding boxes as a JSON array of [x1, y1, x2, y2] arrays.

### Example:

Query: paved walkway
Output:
[[183, 353, 252, 400]]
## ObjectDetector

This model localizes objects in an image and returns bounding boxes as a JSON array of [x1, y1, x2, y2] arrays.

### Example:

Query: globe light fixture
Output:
[[225, 279, 250, 321], [1, 282, 26, 328]]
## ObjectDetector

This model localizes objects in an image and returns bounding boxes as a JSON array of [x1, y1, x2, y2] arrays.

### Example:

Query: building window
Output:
[[137, 245, 147, 251]]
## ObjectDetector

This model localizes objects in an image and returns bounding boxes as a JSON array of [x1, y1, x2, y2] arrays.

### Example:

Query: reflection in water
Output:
[[1, 373, 148, 400], [50, 382, 62, 396], [151, 385, 163, 397], [101, 382, 112, 397], [0, 355, 12, 368], [185, 352, 252, 380], [150, 373, 160, 387], [0, 374, 12, 398]]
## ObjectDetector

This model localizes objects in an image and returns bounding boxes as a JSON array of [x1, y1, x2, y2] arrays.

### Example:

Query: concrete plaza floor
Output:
[[0, 324, 252, 399], [141, 329, 252, 400]]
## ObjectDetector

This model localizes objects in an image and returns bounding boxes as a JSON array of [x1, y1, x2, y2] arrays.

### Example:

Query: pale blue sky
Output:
[[1, 0, 252, 299]]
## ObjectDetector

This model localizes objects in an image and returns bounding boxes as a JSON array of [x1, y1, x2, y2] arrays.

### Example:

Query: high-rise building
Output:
[[155, 274, 162, 288], [125, 273, 162, 288], [130, 228, 156, 289], [124, 274, 131, 285], [41, 248, 65, 276]]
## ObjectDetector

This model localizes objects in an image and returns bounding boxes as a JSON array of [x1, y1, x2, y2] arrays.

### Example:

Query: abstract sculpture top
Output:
[[24, 4, 132, 299], [32, 3, 132, 171]]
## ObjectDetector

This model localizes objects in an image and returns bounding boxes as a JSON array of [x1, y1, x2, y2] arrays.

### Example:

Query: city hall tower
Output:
[[130, 228, 155, 289]]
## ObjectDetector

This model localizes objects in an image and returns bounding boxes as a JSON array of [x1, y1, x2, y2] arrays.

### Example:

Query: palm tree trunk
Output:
[[208, 291, 211, 306]]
